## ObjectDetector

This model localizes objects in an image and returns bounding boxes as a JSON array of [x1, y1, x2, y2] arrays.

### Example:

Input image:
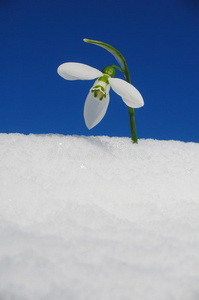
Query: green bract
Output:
[[83, 39, 128, 76]]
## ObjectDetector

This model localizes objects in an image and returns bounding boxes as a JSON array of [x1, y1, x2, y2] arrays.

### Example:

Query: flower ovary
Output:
[[102, 66, 116, 78]]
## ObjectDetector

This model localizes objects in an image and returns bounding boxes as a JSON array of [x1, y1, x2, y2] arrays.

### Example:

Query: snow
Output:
[[0, 133, 199, 300]]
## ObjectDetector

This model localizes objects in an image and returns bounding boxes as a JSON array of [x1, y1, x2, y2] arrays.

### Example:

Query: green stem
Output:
[[122, 64, 138, 144], [128, 107, 137, 143], [111, 65, 124, 73]]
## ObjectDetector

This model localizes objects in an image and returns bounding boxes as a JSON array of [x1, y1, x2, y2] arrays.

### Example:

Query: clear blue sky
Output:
[[1, 0, 199, 142]]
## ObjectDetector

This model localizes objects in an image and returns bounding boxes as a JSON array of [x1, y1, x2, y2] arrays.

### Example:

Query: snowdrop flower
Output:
[[57, 62, 144, 129]]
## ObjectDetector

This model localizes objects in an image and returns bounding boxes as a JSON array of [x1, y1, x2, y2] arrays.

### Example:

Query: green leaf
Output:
[[83, 38, 128, 73]]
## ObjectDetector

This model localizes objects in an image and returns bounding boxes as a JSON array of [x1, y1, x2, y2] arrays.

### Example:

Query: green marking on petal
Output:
[[93, 90, 98, 97], [92, 85, 105, 92], [97, 75, 109, 84], [91, 85, 106, 101]]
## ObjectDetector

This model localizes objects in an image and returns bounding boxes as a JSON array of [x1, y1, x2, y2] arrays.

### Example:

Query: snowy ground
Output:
[[0, 133, 199, 300]]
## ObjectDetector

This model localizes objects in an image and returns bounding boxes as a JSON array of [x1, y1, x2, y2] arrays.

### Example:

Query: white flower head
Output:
[[57, 62, 144, 129]]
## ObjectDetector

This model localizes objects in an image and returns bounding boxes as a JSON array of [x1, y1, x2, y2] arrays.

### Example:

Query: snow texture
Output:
[[0, 133, 199, 300]]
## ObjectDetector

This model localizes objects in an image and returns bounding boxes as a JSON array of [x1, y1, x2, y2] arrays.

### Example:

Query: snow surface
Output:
[[0, 133, 199, 300]]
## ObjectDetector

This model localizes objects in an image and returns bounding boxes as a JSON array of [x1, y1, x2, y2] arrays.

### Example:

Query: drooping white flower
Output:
[[57, 62, 144, 129]]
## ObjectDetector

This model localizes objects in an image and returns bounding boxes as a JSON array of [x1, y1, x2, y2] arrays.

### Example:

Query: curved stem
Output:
[[111, 65, 124, 73]]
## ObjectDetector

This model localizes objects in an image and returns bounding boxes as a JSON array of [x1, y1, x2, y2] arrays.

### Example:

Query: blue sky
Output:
[[1, 0, 199, 142]]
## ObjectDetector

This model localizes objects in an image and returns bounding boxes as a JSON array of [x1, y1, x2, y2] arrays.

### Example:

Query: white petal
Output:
[[83, 90, 110, 129], [109, 78, 144, 108], [57, 62, 103, 81]]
